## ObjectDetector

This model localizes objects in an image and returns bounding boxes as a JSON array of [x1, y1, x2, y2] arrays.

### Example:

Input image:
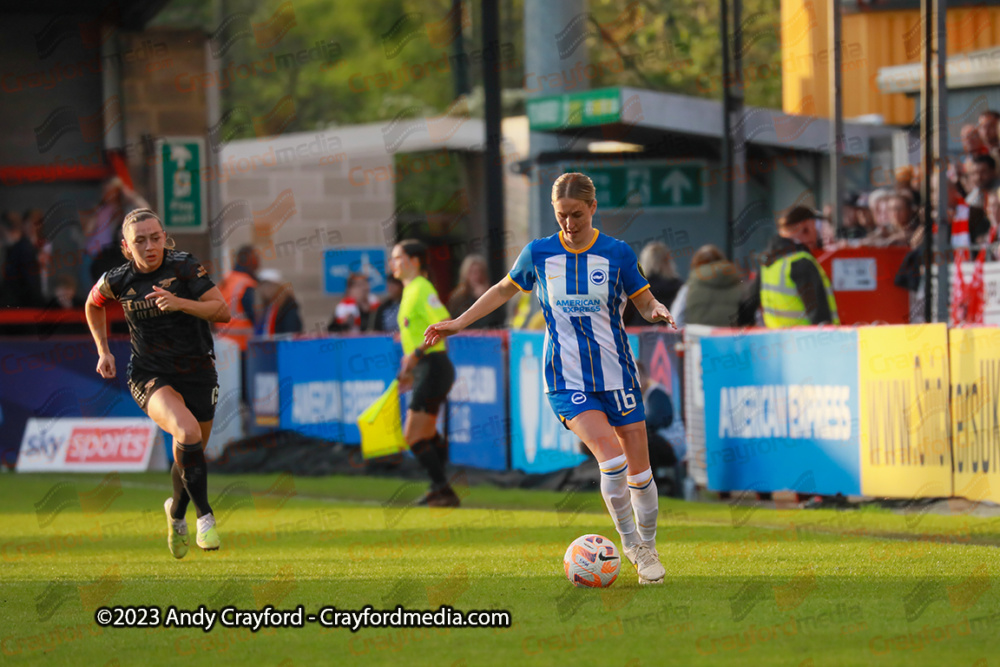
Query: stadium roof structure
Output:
[[526, 86, 896, 158], [220, 117, 489, 167], [877, 45, 1000, 94]]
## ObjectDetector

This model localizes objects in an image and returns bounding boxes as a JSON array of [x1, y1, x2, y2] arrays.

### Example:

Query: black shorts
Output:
[[409, 352, 455, 415], [127, 367, 220, 423]]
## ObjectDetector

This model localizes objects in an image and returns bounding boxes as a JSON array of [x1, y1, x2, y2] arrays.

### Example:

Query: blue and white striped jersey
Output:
[[508, 230, 649, 393]]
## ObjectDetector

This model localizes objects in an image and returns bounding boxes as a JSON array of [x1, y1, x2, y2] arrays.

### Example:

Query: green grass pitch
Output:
[[2, 472, 998, 666]]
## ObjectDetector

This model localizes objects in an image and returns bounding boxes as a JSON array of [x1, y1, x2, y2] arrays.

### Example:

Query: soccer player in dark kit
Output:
[[85, 208, 231, 559]]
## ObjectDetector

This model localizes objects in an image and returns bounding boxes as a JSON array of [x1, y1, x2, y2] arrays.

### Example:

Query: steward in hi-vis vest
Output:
[[214, 246, 259, 351], [738, 205, 840, 327]]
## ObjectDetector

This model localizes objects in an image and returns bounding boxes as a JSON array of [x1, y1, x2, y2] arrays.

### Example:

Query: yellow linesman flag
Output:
[[358, 380, 408, 459]]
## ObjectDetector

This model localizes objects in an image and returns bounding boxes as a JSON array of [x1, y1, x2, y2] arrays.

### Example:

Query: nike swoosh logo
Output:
[[621, 408, 636, 417], [598, 553, 619, 562], [547, 275, 563, 280]]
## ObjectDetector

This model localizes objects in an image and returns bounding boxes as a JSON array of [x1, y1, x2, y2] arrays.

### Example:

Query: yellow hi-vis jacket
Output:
[[760, 250, 840, 327]]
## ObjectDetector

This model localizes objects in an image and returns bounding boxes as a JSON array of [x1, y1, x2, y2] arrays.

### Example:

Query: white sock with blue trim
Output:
[[627, 468, 658, 545], [599, 454, 638, 547]]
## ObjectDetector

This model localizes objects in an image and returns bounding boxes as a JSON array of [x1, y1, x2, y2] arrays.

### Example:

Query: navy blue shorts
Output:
[[547, 388, 646, 429]]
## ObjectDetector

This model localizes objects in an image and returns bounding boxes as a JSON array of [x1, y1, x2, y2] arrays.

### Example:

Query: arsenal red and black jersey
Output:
[[95, 250, 217, 375]]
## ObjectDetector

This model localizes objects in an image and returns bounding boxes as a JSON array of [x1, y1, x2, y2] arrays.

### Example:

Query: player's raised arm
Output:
[[86, 274, 116, 378], [630, 288, 676, 328], [424, 275, 521, 346]]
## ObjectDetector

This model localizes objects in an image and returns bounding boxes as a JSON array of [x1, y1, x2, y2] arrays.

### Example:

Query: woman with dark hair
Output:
[[85, 208, 231, 559], [391, 239, 459, 507], [328, 272, 379, 333]]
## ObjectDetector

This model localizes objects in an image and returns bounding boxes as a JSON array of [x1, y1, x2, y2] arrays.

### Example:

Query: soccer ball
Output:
[[563, 534, 620, 588]]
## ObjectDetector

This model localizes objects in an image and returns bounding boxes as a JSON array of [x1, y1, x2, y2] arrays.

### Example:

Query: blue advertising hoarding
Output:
[[639, 331, 686, 451], [0, 339, 151, 467], [278, 336, 400, 445], [510, 331, 584, 473], [323, 247, 388, 295], [252, 334, 505, 463], [509, 331, 638, 474], [446, 333, 508, 471], [701, 329, 861, 495], [247, 339, 280, 435]]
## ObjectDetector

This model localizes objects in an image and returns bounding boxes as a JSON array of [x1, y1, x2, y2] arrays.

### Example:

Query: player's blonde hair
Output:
[[551, 172, 596, 205], [120, 208, 175, 261]]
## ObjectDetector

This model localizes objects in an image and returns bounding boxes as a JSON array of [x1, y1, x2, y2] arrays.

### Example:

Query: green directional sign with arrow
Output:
[[565, 161, 706, 210]]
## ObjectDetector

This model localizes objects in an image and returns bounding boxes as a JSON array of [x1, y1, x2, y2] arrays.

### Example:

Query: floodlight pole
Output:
[[721, 0, 734, 260], [731, 0, 746, 257], [829, 0, 843, 232], [934, 0, 949, 323], [921, 0, 933, 323], [451, 0, 470, 97], [483, 0, 505, 284]]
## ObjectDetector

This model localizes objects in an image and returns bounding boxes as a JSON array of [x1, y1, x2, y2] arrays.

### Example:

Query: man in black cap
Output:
[[737, 205, 840, 328]]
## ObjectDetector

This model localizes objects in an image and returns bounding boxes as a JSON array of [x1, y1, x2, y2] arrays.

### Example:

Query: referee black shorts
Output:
[[409, 352, 455, 416], [127, 367, 220, 423]]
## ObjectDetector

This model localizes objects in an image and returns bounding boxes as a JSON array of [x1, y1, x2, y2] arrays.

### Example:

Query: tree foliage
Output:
[[150, 0, 782, 140]]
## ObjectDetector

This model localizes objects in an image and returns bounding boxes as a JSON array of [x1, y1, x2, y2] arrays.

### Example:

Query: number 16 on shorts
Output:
[[612, 389, 636, 413]]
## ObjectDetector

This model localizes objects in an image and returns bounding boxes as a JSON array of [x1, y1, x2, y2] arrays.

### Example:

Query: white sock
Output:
[[196, 513, 215, 534], [627, 468, 658, 545], [599, 455, 638, 547]]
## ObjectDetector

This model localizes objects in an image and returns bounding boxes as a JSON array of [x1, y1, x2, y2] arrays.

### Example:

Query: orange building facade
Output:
[[781, 0, 1000, 124]]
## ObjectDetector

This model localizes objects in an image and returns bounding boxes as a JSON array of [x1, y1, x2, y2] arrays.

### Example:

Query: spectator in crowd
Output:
[[90, 224, 127, 283], [256, 269, 302, 336], [46, 273, 85, 309], [837, 192, 868, 240], [897, 165, 921, 207], [987, 184, 1000, 235], [855, 192, 877, 236], [867, 188, 892, 232], [738, 206, 839, 327], [625, 241, 684, 326], [447, 254, 503, 329], [818, 213, 838, 249], [872, 192, 917, 247], [0, 211, 44, 308], [22, 209, 53, 299], [978, 110, 1000, 163], [215, 245, 259, 352], [39, 274, 88, 337], [328, 272, 379, 333], [965, 154, 998, 208], [962, 123, 988, 158], [671, 245, 743, 329], [371, 276, 403, 332], [83, 177, 149, 258]]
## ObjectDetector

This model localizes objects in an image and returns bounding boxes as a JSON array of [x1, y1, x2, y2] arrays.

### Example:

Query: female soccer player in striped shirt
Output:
[[426, 173, 675, 584]]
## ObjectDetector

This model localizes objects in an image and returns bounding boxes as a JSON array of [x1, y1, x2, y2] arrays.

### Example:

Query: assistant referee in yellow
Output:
[[738, 205, 840, 327], [390, 239, 460, 507]]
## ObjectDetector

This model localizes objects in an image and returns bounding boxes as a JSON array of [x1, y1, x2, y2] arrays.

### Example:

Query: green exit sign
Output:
[[527, 88, 622, 131], [156, 137, 206, 231], [565, 161, 707, 210]]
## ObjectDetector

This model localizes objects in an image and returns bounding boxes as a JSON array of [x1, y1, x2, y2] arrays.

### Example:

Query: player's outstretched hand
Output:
[[146, 285, 181, 313], [651, 303, 677, 329], [96, 352, 116, 379], [424, 320, 463, 347]]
